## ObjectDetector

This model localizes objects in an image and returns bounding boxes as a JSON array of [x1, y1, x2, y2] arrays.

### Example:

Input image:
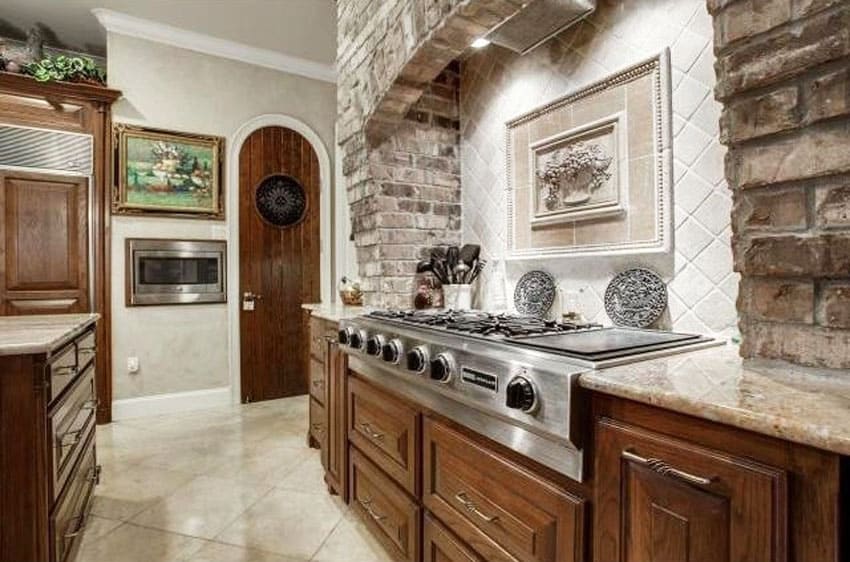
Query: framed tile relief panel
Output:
[[506, 49, 673, 259]]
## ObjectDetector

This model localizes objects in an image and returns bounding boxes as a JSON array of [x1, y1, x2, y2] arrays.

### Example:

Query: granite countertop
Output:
[[580, 342, 850, 456], [0, 313, 99, 356], [302, 302, 370, 323]]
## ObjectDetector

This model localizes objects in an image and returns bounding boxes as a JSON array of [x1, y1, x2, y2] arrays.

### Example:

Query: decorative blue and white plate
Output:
[[514, 270, 556, 317], [604, 268, 667, 328]]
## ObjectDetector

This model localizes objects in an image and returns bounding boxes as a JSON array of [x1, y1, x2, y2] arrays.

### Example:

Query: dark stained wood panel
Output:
[[238, 126, 320, 402], [0, 171, 89, 315], [594, 416, 788, 562]]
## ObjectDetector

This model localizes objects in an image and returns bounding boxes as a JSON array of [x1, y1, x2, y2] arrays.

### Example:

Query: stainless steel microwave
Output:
[[126, 239, 227, 306]]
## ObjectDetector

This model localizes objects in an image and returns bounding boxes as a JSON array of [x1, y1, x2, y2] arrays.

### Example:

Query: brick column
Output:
[[711, 0, 850, 368]]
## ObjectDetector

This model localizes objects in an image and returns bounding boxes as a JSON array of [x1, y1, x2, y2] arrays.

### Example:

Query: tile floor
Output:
[[78, 396, 393, 562]]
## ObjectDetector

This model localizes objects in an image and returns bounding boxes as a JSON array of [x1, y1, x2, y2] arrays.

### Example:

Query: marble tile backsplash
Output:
[[460, 0, 737, 336]]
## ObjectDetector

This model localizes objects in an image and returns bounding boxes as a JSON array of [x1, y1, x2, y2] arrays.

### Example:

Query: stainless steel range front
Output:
[[339, 310, 721, 482]]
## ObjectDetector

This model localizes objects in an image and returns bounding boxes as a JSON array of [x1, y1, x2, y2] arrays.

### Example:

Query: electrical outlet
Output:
[[127, 356, 140, 374]]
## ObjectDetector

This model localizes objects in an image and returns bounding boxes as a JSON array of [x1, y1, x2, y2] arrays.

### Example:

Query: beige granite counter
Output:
[[302, 302, 370, 323], [580, 342, 850, 456], [0, 313, 98, 356]]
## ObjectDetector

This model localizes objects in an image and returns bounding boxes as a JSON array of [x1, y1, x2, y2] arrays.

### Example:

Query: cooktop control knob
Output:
[[406, 346, 429, 373], [429, 352, 456, 383], [349, 330, 366, 350], [505, 376, 537, 413], [365, 334, 386, 356], [338, 327, 353, 346], [382, 339, 403, 364]]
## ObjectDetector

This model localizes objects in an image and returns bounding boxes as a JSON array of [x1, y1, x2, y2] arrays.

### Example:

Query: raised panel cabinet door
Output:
[[0, 171, 89, 315], [594, 418, 788, 562], [424, 514, 484, 562], [349, 448, 421, 562], [325, 339, 347, 499], [347, 375, 420, 495], [423, 418, 585, 562]]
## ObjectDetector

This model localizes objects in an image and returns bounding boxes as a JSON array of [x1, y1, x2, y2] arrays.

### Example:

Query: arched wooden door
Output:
[[239, 126, 320, 403]]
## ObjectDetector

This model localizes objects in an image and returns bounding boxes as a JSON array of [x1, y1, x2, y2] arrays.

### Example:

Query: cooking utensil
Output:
[[454, 263, 470, 284], [459, 244, 480, 267], [446, 246, 460, 283], [416, 260, 433, 273]]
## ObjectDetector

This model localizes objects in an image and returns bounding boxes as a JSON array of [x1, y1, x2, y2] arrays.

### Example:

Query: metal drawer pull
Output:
[[454, 492, 499, 523], [53, 366, 78, 376], [358, 497, 387, 522], [621, 450, 714, 486], [88, 464, 103, 484], [311, 423, 325, 434], [78, 345, 97, 353], [312, 379, 324, 389], [59, 428, 84, 448], [359, 422, 384, 441], [63, 514, 87, 540], [82, 399, 99, 411]]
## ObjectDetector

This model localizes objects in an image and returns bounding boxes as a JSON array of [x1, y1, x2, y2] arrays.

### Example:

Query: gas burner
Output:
[[367, 309, 600, 338]]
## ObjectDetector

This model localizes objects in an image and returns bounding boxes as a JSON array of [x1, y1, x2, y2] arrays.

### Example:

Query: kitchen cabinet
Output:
[[348, 374, 420, 495], [423, 418, 585, 562], [306, 314, 347, 499], [0, 74, 120, 423], [594, 417, 787, 562], [0, 318, 99, 562], [350, 447, 421, 562], [345, 372, 586, 562]]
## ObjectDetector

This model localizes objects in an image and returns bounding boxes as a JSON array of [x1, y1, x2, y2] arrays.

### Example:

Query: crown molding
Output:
[[92, 8, 336, 83]]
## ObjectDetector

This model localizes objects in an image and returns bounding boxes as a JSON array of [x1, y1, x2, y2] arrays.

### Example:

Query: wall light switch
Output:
[[127, 356, 140, 374]]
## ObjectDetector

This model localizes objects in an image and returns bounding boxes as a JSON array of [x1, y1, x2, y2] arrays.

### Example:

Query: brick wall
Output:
[[711, 0, 850, 368], [337, 0, 522, 306]]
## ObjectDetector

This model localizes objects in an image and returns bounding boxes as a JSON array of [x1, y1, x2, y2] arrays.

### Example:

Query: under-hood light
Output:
[[470, 37, 491, 49]]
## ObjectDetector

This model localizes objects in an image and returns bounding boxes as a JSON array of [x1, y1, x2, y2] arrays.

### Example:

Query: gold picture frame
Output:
[[112, 124, 225, 219]]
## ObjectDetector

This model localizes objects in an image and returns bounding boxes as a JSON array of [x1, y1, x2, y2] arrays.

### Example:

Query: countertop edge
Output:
[[579, 372, 850, 457], [0, 313, 99, 357], [302, 302, 369, 323]]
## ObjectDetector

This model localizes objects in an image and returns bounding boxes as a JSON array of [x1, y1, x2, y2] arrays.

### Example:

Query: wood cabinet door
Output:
[[424, 514, 484, 562], [594, 418, 788, 562], [323, 338, 347, 499], [423, 418, 585, 562], [0, 171, 89, 315], [348, 375, 420, 495]]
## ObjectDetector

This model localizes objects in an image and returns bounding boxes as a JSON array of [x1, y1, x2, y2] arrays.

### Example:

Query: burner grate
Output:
[[367, 310, 600, 338]]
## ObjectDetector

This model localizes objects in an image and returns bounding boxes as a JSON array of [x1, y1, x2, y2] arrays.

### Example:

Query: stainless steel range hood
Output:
[[486, 0, 596, 54]]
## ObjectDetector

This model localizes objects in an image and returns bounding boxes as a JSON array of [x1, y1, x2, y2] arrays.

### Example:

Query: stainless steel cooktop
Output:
[[338, 309, 721, 482]]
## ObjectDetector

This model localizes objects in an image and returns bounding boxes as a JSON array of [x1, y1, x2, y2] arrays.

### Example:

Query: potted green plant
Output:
[[22, 55, 106, 86]]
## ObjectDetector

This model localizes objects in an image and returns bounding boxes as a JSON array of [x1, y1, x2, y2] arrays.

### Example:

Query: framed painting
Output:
[[113, 124, 224, 219]]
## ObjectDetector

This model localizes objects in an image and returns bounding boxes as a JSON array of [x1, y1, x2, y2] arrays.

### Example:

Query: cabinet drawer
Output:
[[76, 329, 96, 371], [423, 418, 584, 562], [49, 365, 96, 501], [309, 358, 326, 404], [309, 397, 327, 448], [594, 417, 788, 562], [424, 514, 483, 562], [348, 375, 419, 495], [49, 342, 79, 403], [350, 447, 420, 562], [51, 434, 98, 562]]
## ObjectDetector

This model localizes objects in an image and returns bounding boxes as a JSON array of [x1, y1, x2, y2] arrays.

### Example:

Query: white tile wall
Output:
[[461, 0, 738, 335]]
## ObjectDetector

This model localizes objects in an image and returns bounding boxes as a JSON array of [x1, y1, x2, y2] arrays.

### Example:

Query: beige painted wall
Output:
[[108, 33, 336, 402]]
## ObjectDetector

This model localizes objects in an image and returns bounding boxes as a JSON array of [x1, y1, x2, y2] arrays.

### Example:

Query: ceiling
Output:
[[0, 0, 336, 64]]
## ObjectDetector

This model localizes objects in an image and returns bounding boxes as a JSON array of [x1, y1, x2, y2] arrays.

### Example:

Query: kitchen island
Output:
[[0, 314, 99, 562]]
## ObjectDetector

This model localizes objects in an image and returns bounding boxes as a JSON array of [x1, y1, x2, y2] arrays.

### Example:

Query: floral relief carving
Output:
[[536, 141, 613, 210]]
